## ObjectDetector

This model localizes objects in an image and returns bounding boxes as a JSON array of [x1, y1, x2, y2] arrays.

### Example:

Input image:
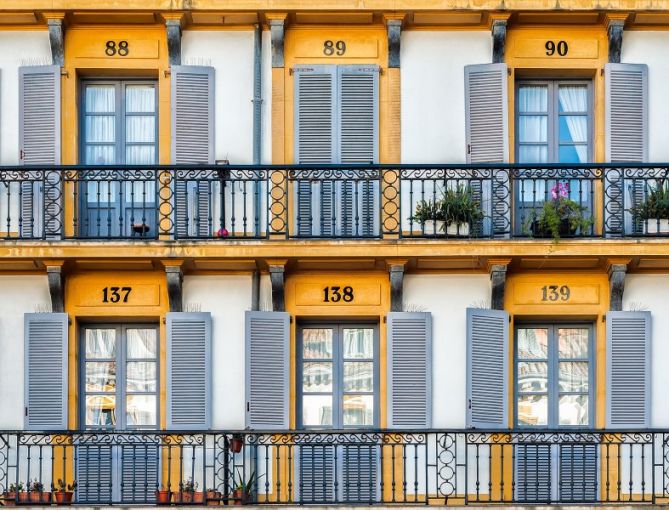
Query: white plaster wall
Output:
[[0, 276, 51, 428], [403, 274, 490, 427], [0, 31, 51, 165], [183, 275, 253, 429], [622, 32, 669, 162], [182, 30, 272, 164], [622, 274, 669, 427], [401, 31, 491, 164]]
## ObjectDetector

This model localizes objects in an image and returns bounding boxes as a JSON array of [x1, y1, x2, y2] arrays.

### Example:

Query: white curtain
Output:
[[558, 86, 588, 163]]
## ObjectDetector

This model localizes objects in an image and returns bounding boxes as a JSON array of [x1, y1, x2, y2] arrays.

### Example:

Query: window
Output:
[[298, 325, 378, 428], [515, 325, 593, 428], [81, 325, 159, 429]]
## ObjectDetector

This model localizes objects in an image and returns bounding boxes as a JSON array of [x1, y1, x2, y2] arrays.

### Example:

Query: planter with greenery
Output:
[[4, 482, 24, 506], [173, 478, 202, 504], [54, 479, 76, 505], [155, 486, 171, 505], [28, 479, 51, 504], [232, 471, 260, 506], [526, 182, 592, 242], [629, 182, 669, 234], [441, 185, 484, 236], [411, 199, 445, 235]]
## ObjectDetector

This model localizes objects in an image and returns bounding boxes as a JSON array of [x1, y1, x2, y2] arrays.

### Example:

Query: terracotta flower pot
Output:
[[54, 491, 73, 505], [4, 491, 16, 506], [230, 437, 243, 454], [193, 491, 204, 504], [156, 490, 171, 505], [29, 492, 51, 504], [205, 490, 221, 506], [232, 490, 251, 506], [17, 492, 29, 505]]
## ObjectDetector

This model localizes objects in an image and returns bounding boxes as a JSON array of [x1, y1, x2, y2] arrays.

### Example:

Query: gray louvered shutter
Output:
[[387, 312, 432, 428], [24, 313, 68, 429], [294, 66, 336, 236], [558, 444, 598, 502], [298, 445, 335, 503], [469, 180, 484, 237], [19, 65, 62, 239], [466, 308, 509, 428], [515, 444, 551, 503], [338, 66, 379, 237], [342, 444, 379, 503], [171, 66, 214, 238], [245, 311, 289, 429], [121, 444, 159, 503], [76, 444, 113, 504], [166, 312, 212, 429], [606, 311, 651, 428], [606, 63, 648, 163]]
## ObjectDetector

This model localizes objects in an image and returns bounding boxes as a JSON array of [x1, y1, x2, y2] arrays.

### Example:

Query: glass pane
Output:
[[126, 395, 157, 426], [302, 362, 333, 393], [85, 86, 115, 113], [86, 181, 117, 203], [125, 85, 155, 113], [85, 116, 115, 143], [558, 328, 589, 358], [126, 116, 155, 143], [302, 329, 333, 359], [342, 328, 374, 359], [127, 329, 157, 358], [518, 85, 548, 113], [85, 395, 116, 426], [559, 394, 589, 426], [126, 361, 157, 392], [558, 145, 588, 164], [518, 179, 547, 204], [559, 362, 589, 392], [302, 394, 333, 426], [518, 116, 548, 143], [518, 145, 548, 164], [126, 146, 156, 165], [517, 328, 548, 359], [85, 362, 116, 392], [517, 362, 548, 393], [558, 85, 588, 113], [559, 116, 588, 143], [343, 362, 373, 392], [517, 394, 548, 426], [124, 181, 156, 203], [343, 395, 374, 426], [85, 329, 116, 358], [85, 145, 116, 165]]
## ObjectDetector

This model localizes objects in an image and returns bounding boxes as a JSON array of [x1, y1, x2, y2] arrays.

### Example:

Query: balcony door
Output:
[[77, 325, 159, 504], [80, 81, 158, 238], [297, 324, 380, 503]]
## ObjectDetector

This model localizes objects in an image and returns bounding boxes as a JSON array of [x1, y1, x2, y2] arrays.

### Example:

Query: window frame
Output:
[[79, 323, 160, 431], [296, 322, 380, 430], [514, 322, 595, 429]]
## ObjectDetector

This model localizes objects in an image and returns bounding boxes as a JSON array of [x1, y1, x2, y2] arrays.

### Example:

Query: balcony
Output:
[[0, 429, 666, 506], [0, 164, 667, 241]]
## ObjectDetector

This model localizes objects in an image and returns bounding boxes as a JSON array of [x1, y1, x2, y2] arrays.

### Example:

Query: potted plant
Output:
[[232, 471, 259, 506], [230, 434, 244, 454], [54, 479, 76, 505], [17, 488, 29, 505], [173, 478, 201, 504], [526, 182, 592, 242], [4, 482, 24, 506], [441, 185, 484, 236], [411, 199, 445, 235], [28, 479, 51, 504], [155, 485, 171, 505], [205, 488, 222, 506], [629, 181, 669, 234]]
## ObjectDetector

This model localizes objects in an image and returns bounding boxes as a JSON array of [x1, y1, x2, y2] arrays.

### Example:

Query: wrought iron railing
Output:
[[0, 429, 668, 505], [1, 164, 669, 241]]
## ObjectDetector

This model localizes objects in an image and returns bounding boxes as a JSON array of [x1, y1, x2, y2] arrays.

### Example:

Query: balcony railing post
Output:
[[492, 168, 511, 238], [269, 169, 288, 238], [43, 169, 64, 240], [603, 166, 625, 237], [381, 167, 401, 238], [159, 168, 174, 239]]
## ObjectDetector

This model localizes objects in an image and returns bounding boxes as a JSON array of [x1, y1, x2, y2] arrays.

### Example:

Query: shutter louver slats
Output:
[[606, 311, 651, 428], [515, 444, 551, 503], [25, 313, 68, 430], [342, 444, 378, 503], [121, 445, 159, 503], [299, 445, 335, 503], [559, 444, 598, 502], [466, 308, 509, 429], [167, 312, 212, 429], [76, 445, 113, 504], [387, 312, 432, 428], [465, 64, 509, 164], [245, 311, 289, 429]]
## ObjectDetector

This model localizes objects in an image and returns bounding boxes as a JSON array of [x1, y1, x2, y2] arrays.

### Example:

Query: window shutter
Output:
[[294, 66, 336, 236], [19, 65, 61, 239], [515, 444, 551, 503], [166, 312, 212, 429], [606, 311, 651, 428], [245, 311, 289, 429], [24, 312, 68, 430], [298, 445, 335, 503], [466, 308, 509, 428], [76, 445, 113, 504], [559, 444, 598, 502], [121, 445, 159, 503], [341, 444, 379, 503], [605, 63, 648, 163], [387, 312, 432, 428], [171, 66, 214, 238], [465, 63, 509, 164]]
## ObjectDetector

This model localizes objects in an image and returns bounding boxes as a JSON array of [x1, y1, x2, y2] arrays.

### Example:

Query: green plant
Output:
[[181, 478, 198, 493], [526, 182, 592, 242], [29, 479, 44, 493], [410, 199, 444, 224], [233, 470, 262, 494], [8, 483, 24, 493], [56, 479, 76, 492], [440, 185, 484, 225], [629, 181, 669, 220]]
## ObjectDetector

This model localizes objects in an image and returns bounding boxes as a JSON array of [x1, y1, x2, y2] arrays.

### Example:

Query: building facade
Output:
[[0, 1, 667, 506]]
